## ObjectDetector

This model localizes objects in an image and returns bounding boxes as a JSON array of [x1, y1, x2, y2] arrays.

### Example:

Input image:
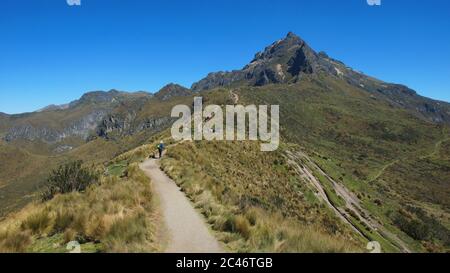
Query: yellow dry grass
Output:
[[0, 163, 159, 253]]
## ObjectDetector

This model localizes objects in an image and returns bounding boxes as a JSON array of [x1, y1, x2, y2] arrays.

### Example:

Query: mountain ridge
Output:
[[0, 90, 154, 143], [192, 32, 450, 124], [1, 33, 449, 146]]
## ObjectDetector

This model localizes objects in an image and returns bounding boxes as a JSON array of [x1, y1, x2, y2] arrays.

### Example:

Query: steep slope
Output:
[[192, 32, 450, 124]]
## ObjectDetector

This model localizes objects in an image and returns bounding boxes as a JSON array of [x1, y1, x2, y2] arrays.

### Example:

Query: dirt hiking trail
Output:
[[140, 159, 224, 253]]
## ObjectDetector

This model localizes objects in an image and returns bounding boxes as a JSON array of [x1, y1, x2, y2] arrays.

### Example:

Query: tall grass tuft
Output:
[[21, 210, 53, 235]]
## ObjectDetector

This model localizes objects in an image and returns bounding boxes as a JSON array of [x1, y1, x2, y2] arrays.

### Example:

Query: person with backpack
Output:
[[157, 141, 165, 159]]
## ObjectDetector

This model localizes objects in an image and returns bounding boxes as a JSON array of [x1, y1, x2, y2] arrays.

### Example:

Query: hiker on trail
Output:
[[157, 141, 165, 159]]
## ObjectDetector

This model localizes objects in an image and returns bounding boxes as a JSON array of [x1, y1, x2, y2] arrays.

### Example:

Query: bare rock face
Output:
[[4, 125, 62, 142], [96, 109, 174, 140]]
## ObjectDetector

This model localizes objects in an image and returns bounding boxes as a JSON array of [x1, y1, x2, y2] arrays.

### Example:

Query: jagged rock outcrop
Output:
[[96, 110, 174, 139], [96, 111, 136, 138]]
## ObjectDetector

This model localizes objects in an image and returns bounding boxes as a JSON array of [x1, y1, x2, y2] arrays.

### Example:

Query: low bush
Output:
[[41, 160, 99, 201], [393, 213, 430, 241]]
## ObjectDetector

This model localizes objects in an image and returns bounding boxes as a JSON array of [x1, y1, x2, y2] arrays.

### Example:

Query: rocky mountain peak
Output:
[[192, 32, 325, 91], [155, 83, 192, 101], [190, 32, 450, 124], [246, 32, 311, 67], [286, 31, 298, 39]]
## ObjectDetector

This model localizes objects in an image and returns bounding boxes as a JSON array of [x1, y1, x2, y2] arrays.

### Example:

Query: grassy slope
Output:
[[158, 137, 364, 252], [134, 80, 449, 252], [0, 163, 159, 253], [0, 136, 146, 218], [102, 130, 365, 252], [230, 77, 449, 251], [0, 140, 55, 215]]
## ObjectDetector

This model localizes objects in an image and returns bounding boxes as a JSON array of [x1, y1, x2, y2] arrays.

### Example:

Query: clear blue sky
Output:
[[1, 0, 449, 114]]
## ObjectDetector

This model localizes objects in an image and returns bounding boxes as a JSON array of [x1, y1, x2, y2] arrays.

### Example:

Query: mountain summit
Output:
[[192, 32, 450, 124], [191, 32, 382, 90], [191, 32, 319, 90]]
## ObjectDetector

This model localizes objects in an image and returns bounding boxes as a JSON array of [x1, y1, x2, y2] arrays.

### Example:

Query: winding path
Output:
[[139, 159, 224, 253]]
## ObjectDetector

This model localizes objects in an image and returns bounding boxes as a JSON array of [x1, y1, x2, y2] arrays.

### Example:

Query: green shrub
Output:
[[41, 160, 99, 201], [393, 213, 430, 241]]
